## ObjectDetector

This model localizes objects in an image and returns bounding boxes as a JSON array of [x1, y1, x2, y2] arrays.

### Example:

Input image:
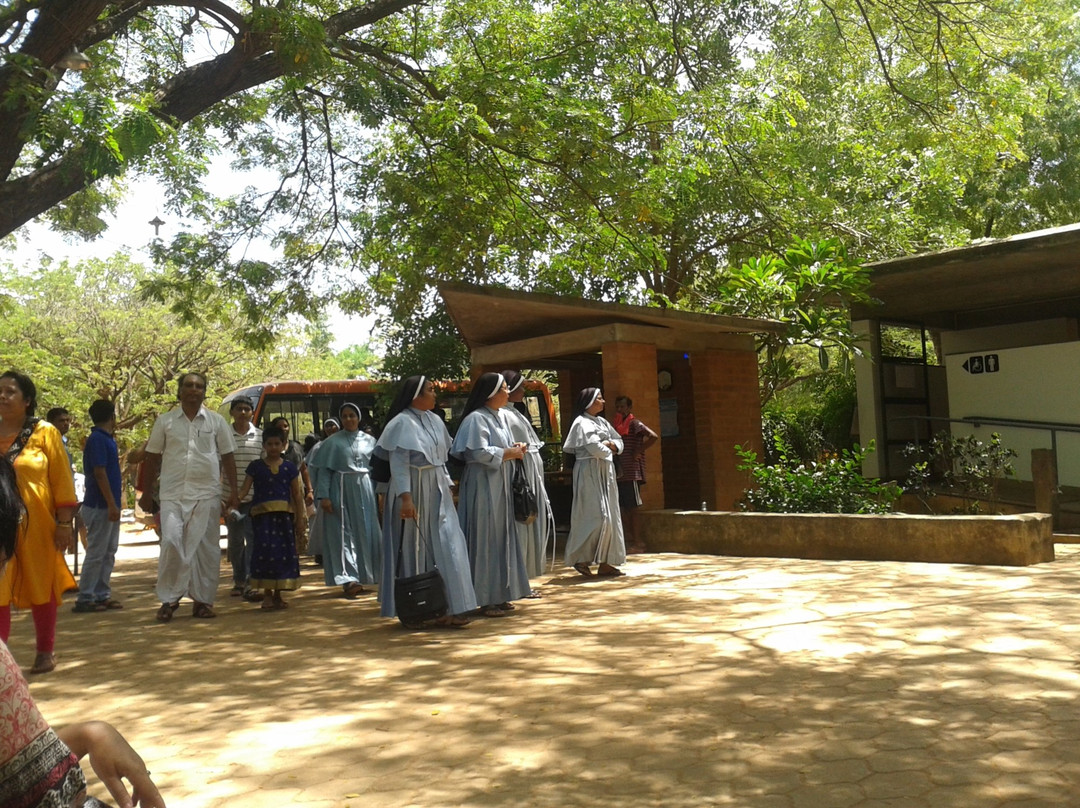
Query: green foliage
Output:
[[694, 238, 872, 402], [738, 439, 900, 514], [880, 324, 938, 363], [903, 431, 1018, 514], [762, 370, 857, 464], [379, 301, 470, 381], [3, 0, 1080, 353], [0, 253, 348, 456], [337, 342, 382, 379]]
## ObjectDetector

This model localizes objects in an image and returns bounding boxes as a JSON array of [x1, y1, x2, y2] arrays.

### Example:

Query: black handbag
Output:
[[394, 569, 448, 626], [394, 520, 448, 627], [512, 459, 538, 525]]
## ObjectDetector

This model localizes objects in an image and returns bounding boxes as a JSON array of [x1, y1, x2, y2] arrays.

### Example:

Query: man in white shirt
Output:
[[139, 372, 239, 621]]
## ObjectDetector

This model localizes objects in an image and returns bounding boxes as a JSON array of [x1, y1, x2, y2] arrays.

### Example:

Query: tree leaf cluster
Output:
[[0, 253, 356, 457], [692, 237, 872, 402]]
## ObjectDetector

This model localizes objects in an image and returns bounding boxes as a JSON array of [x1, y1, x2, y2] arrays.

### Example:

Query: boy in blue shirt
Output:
[[73, 400, 124, 612]]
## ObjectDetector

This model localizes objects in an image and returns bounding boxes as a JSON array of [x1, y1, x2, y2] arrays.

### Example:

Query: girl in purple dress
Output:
[[238, 426, 307, 610]]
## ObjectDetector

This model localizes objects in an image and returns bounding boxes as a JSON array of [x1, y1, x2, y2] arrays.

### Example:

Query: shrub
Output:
[[761, 370, 857, 464], [737, 438, 900, 514], [903, 431, 1017, 514]]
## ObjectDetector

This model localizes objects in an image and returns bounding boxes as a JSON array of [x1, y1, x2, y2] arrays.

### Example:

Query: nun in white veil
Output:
[[450, 372, 531, 616], [562, 387, 626, 577]]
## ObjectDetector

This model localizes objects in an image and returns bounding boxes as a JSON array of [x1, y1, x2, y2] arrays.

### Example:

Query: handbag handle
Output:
[[396, 516, 433, 577]]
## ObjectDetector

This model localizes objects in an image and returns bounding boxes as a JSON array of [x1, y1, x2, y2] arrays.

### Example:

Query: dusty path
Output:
[[9, 529, 1080, 807]]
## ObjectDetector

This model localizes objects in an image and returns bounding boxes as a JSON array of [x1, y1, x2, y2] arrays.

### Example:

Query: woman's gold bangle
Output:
[[56, 521, 74, 529]]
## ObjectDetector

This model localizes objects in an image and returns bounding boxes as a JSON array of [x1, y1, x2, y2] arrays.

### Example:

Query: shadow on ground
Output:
[[9, 543, 1080, 807]]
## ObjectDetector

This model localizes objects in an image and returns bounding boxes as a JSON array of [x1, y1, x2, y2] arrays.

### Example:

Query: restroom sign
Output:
[[962, 354, 999, 374]]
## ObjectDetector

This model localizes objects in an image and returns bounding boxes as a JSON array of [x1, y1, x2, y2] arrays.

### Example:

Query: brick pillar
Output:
[[556, 370, 576, 442], [601, 342, 664, 509], [690, 348, 762, 511]]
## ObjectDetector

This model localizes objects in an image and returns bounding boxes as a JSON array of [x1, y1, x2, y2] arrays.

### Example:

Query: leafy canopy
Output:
[[0, 253, 356, 452], [2, 0, 1078, 351]]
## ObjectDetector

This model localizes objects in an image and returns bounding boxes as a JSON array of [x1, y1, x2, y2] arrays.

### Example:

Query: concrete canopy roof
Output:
[[851, 222, 1080, 330], [439, 282, 785, 368]]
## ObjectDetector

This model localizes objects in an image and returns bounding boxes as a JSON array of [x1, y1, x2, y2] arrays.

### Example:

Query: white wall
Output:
[[945, 342, 1080, 484]]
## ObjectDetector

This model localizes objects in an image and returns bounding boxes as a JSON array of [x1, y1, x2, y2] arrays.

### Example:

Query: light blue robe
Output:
[[310, 428, 381, 586], [451, 407, 530, 606], [563, 413, 626, 567], [502, 404, 554, 577], [375, 408, 478, 617], [305, 440, 327, 558]]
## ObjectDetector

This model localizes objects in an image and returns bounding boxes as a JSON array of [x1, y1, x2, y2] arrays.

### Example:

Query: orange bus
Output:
[[219, 378, 559, 445]]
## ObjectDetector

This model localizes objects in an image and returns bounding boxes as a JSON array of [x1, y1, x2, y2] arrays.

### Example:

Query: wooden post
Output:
[[1031, 448, 1059, 529]]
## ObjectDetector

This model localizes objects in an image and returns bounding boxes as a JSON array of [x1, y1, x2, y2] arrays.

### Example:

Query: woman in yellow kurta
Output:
[[0, 370, 77, 675]]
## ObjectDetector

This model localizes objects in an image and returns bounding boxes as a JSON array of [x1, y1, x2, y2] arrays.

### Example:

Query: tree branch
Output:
[[0, 0, 427, 238]]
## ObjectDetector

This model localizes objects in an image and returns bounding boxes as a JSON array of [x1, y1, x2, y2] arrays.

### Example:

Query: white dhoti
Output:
[[156, 499, 222, 605]]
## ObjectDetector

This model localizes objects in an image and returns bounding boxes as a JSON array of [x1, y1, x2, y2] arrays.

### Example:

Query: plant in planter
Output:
[[903, 431, 1017, 514], [737, 438, 900, 514]]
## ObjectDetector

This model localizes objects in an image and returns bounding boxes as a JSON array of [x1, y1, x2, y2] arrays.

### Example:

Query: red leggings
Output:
[[0, 597, 58, 654]]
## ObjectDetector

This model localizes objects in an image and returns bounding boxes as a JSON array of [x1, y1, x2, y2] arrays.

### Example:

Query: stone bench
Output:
[[635, 509, 1055, 567]]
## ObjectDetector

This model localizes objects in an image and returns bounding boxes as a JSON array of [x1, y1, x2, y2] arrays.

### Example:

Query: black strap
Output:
[[396, 515, 434, 577], [5, 417, 39, 462]]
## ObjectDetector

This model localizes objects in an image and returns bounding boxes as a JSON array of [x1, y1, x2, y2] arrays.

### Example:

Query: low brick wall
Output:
[[635, 510, 1055, 567]]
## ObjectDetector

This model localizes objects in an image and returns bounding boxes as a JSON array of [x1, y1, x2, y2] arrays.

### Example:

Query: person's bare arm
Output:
[[137, 453, 161, 514], [290, 476, 307, 535], [237, 474, 254, 504], [55, 721, 165, 808], [639, 423, 659, 455], [300, 462, 314, 506], [220, 452, 239, 510], [53, 504, 77, 551], [92, 466, 121, 521]]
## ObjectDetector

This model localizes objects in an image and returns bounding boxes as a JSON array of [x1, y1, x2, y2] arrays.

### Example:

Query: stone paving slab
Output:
[[7, 531, 1080, 807]]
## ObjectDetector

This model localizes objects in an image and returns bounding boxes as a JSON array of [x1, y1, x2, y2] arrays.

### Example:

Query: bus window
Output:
[[260, 398, 318, 444]]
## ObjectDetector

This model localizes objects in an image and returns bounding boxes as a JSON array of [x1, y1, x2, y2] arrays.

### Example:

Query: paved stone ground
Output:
[[7, 528, 1080, 807]]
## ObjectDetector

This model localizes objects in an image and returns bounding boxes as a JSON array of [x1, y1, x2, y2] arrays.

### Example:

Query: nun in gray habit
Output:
[[450, 372, 531, 617], [304, 417, 339, 561], [310, 403, 381, 598], [500, 370, 554, 580], [375, 375, 477, 626], [562, 387, 627, 577]]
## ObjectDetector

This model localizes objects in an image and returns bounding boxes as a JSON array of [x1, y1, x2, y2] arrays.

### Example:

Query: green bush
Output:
[[761, 370, 857, 464], [737, 438, 900, 514], [903, 431, 1017, 514]]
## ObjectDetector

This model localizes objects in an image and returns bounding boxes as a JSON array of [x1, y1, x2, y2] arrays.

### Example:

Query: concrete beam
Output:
[[471, 323, 754, 367]]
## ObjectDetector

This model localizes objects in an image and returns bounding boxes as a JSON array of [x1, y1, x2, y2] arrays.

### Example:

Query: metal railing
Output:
[[894, 415, 1080, 494]]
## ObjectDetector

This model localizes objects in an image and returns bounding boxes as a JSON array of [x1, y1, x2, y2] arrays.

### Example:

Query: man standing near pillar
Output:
[[613, 395, 658, 553], [139, 372, 239, 621]]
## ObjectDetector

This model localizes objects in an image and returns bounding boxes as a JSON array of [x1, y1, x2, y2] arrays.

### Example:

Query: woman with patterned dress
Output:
[[0, 371, 78, 675], [563, 387, 627, 578], [375, 375, 477, 627], [238, 426, 306, 610], [450, 372, 530, 617], [309, 403, 381, 598], [0, 455, 165, 808]]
